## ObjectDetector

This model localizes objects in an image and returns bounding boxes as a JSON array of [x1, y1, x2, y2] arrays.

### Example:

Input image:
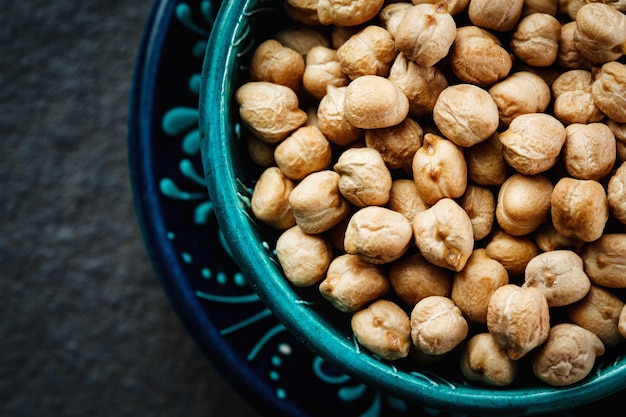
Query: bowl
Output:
[[199, 1, 626, 415]]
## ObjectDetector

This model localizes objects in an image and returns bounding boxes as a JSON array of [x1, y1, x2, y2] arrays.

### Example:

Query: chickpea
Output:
[[532, 323, 604, 387], [522, 0, 557, 16], [275, 125, 332, 180], [337, 25, 397, 80], [460, 333, 518, 387], [249, 39, 305, 91], [351, 299, 412, 360], [275, 26, 330, 56], [344, 75, 409, 129], [251, 167, 296, 230], [411, 0, 470, 15], [592, 61, 626, 123], [412, 133, 467, 205], [562, 123, 616, 181], [619, 304, 626, 338], [608, 161, 626, 223], [551, 177, 609, 243], [488, 71, 551, 127], [411, 296, 469, 356], [608, 120, 626, 163], [487, 284, 551, 360], [485, 228, 539, 278], [458, 184, 495, 241], [412, 198, 474, 272], [319, 253, 389, 312], [317, 0, 385, 26], [395, 3, 457, 67], [557, 21, 593, 71], [389, 253, 453, 306], [433, 84, 500, 147], [334, 147, 393, 207], [552, 70, 604, 125], [317, 85, 363, 146], [365, 117, 424, 171], [379, 2, 412, 37], [466, 132, 509, 186], [574, 3, 626, 64], [275, 225, 333, 287], [534, 223, 583, 252], [387, 179, 428, 223], [302, 46, 349, 100], [582, 234, 626, 288], [510, 13, 561, 67], [246, 134, 275, 168], [468, 0, 524, 32], [496, 173, 553, 236], [284, 0, 320, 26]]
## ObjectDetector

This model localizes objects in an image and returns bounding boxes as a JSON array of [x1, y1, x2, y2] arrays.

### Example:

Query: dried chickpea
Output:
[[557, 21, 592, 71], [330, 25, 364, 49], [460, 333, 518, 387], [608, 161, 626, 223], [411, 296, 469, 356], [379, 2, 412, 37], [344, 75, 409, 129], [344, 206, 413, 264], [582, 233, 626, 288], [532, 323, 604, 387], [302, 46, 349, 100], [284, 0, 321, 25], [275, 225, 333, 287], [523, 250, 591, 307], [412, 0, 470, 15], [567, 285, 625, 348], [274, 125, 332, 180], [574, 3, 626, 64], [351, 299, 412, 360], [412, 133, 467, 205], [246, 134, 275, 168], [365, 117, 424, 171], [551, 177, 609, 243], [317, 0, 385, 26], [458, 184, 495, 241], [496, 173, 553, 236], [552, 70, 604, 125], [510, 13, 561, 67], [334, 147, 393, 207], [336, 25, 397, 80], [319, 253, 389, 312], [275, 26, 330, 56], [619, 304, 626, 338], [522, 0, 557, 16], [468, 0, 524, 32], [608, 120, 626, 163], [562, 123, 616, 181], [249, 39, 305, 91], [592, 61, 626, 123], [251, 167, 296, 230], [534, 223, 583, 252], [450, 26, 513, 87], [433, 84, 500, 147], [466, 132, 509, 186], [317, 85, 363, 146], [498, 113, 566, 175], [394, 3, 457, 67], [484, 228, 540, 277], [412, 198, 474, 272], [452, 249, 509, 324], [488, 71, 551, 127], [388, 52, 448, 117], [235, 81, 308, 143], [387, 179, 428, 222], [289, 170, 351, 234], [487, 284, 551, 360], [389, 253, 453, 306]]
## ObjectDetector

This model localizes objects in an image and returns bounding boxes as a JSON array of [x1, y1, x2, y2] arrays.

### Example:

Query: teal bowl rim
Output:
[[199, 0, 626, 414]]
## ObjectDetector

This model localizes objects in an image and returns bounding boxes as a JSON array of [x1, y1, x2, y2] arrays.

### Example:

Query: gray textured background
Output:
[[0, 1, 262, 416]]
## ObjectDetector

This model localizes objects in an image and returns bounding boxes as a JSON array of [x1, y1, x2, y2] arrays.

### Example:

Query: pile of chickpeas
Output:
[[237, 0, 626, 387]]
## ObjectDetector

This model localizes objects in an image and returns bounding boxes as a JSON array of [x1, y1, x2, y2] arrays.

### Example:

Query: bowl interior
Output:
[[199, 0, 626, 414]]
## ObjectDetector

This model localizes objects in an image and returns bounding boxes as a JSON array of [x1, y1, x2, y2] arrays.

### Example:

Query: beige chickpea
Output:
[[608, 161, 626, 223], [275, 125, 332, 180], [574, 3, 626, 64], [592, 61, 626, 123], [488, 71, 551, 127], [410, 296, 469, 356], [552, 70, 604, 125], [534, 223, 583, 252], [433, 84, 500, 148], [389, 253, 453, 306], [557, 21, 593, 71], [251, 167, 296, 230], [289, 170, 352, 234], [344, 206, 413, 264], [319, 253, 389, 312], [412, 0, 470, 15], [334, 147, 393, 207], [387, 179, 428, 222], [302, 46, 349, 100], [344, 75, 409, 129], [522, 0, 558, 16], [582, 234, 626, 288], [351, 299, 412, 360], [510, 13, 561, 67], [330, 25, 364, 49], [275, 225, 333, 287], [317, 0, 385, 26], [567, 285, 625, 348], [412, 133, 467, 205], [551, 177, 609, 243], [337, 25, 397, 80], [487, 284, 551, 360], [235, 82, 308, 144], [388, 53, 448, 117], [485, 228, 540, 277], [460, 333, 518, 387], [452, 249, 509, 324], [394, 3, 457, 67], [249, 39, 305, 91], [499, 113, 566, 175], [275, 26, 330, 56], [466, 132, 509, 186], [523, 250, 591, 307], [468, 0, 524, 32], [450, 26, 513, 87], [458, 184, 495, 241], [562, 123, 616, 181], [496, 173, 553, 236], [246, 134, 275, 168], [317, 85, 363, 146], [619, 304, 626, 338], [379, 2, 412, 37], [608, 120, 626, 163], [365, 117, 424, 172], [412, 198, 474, 272], [285, 0, 321, 25], [532, 323, 604, 387]]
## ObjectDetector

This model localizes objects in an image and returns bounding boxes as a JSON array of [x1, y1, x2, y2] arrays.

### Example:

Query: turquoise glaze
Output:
[[199, 0, 626, 414]]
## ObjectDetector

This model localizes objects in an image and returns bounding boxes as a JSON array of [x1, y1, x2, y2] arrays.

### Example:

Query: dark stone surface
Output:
[[0, 1, 262, 416]]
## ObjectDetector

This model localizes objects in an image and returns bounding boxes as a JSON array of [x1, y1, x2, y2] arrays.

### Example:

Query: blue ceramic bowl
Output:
[[199, 1, 626, 415]]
